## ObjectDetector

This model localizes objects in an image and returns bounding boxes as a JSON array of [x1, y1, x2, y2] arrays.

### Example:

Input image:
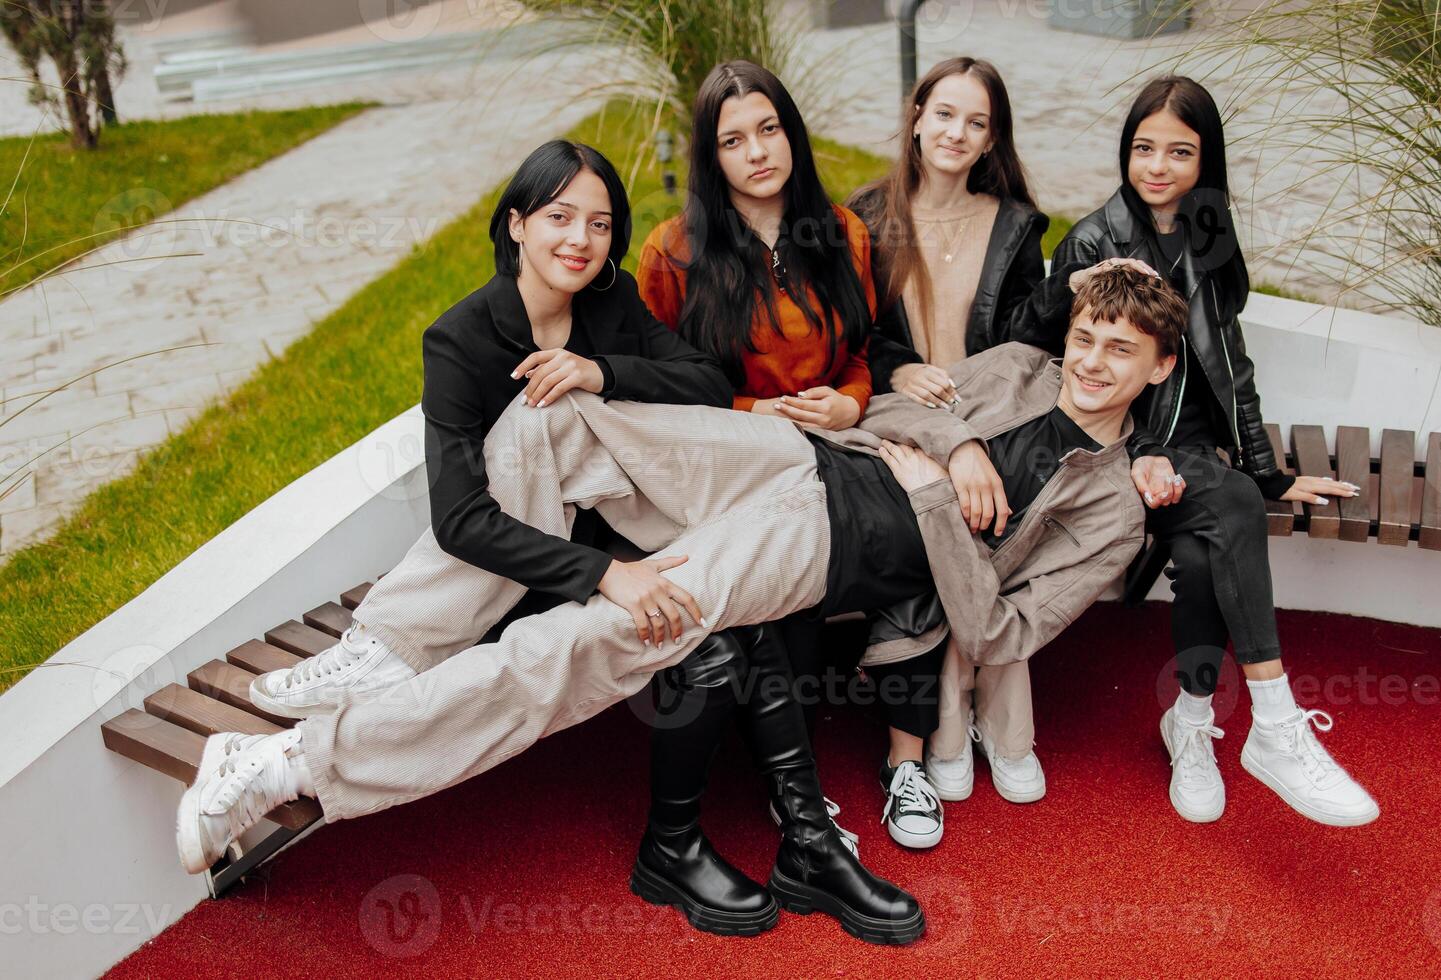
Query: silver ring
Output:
[[647, 610, 662, 619]]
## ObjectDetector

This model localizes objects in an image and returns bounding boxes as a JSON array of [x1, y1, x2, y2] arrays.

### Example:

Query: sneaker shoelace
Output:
[[1171, 715, 1224, 787], [882, 762, 940, 826], [283, 629, 367, 689], [1275, 708, 1345, 788], [823, 797, 860, 851], [205, 731, 300, 840]]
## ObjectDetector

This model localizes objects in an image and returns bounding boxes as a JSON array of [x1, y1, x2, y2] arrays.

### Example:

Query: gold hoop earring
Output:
[[591, 256, 618, 292]]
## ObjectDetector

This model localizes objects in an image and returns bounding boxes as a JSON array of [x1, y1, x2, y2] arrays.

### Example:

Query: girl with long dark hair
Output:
[[629, 61, 916, 941], [844, 57, 1051, 850], [1015, 76, 1377, 827]]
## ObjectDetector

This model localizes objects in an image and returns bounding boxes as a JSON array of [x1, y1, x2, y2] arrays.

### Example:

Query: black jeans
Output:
[[1150, 447, 1283, 695]]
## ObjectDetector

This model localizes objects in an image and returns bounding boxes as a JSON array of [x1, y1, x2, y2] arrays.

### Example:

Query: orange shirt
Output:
[[636, 204, 876, 415]]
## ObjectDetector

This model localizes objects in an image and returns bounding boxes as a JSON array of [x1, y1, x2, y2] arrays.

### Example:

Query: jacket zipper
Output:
[[1162, 334, 1188, 445], [1041, 514, 1080, 548], [1210, 280, 1244, 467], [987, 459, 1072, 565]]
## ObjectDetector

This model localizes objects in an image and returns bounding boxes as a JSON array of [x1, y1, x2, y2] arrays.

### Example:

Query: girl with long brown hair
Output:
[[847, 57, 1052, 849]]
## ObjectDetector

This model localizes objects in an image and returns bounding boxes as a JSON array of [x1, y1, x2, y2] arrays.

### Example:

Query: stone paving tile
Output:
[[127, 375, 225, 416], [0, 503, 65, 557], [0, 473, 36, 516]]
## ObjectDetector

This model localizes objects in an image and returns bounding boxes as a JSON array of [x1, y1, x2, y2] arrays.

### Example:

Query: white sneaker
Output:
[[1241, 709, 1379, 827], [879, 760, 943, 849], [923, 710, 975, 801], [1160, 705, 1226, 823], [769, 796, 860, 858], [177, 729, 304, 874], [198, 732, 268, 781], [249, 624, 415, 719], [972, 726, 1046, 803]]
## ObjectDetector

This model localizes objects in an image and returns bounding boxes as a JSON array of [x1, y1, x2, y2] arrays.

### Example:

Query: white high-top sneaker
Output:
[[177, 729, 305, 874], [1241, 708, 1379, 826], [923, 709, 976, 801], [249, 624, 415, 718], [972, 726, 1046, 803], [1160, 704, 1226, 823]]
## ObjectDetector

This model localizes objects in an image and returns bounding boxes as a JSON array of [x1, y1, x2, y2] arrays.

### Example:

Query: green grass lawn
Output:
[[0, 101, 1079, 693], [0, 103, 373, 296]]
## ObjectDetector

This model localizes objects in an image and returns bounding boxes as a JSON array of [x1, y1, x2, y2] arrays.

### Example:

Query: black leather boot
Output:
[[731, 624, 925, 945], [629, 628, 778, 936], [767, 766, 925, 945]]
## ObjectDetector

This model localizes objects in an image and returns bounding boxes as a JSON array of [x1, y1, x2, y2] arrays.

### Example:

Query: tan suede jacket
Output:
[[810, 343, 1146, 667]]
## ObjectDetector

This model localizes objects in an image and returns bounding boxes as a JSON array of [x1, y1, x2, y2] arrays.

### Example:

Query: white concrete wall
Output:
[[0, 408, 431, 979], [0, 291, 1438, 978]]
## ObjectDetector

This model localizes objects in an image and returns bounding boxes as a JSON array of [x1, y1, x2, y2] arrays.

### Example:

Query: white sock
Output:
[[1175, 689, 1214, 724], [1247, 673, 1298, 724]]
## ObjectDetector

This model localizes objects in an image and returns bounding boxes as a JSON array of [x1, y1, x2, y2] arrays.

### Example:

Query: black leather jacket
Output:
[[847, 190, 1051, 393], [1013, 189, 1285, 484]]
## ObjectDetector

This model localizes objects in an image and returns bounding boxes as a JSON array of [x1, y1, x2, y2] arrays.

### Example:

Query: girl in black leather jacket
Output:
[[1010, 76, 1377, 828]]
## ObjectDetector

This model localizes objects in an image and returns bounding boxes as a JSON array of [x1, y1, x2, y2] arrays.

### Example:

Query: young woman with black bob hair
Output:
[[249, 138, 738, 737], [629, 61, 927, 943], [844, 56, 1053, 851], [1014, 76, 1378, 828]]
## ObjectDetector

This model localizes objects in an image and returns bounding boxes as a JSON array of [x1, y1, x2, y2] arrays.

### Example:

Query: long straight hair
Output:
[[849, 57, 1034, 331], [1118, 75, 1249, 309], [677, 60, 871, 386]]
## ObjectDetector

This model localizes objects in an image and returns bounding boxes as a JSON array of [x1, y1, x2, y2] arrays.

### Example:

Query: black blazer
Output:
[[847, 189, 1051, 393], [422, 270, 732, 604], [1014, 189, 1286, 487]]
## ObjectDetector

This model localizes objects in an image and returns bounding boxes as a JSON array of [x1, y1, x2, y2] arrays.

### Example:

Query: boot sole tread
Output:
[[767, 868, 925, 945], [629, 860, 778, 936]]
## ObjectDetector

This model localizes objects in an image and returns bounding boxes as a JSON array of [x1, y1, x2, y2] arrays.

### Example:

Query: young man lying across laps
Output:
[[175, 267, 1250, 941]]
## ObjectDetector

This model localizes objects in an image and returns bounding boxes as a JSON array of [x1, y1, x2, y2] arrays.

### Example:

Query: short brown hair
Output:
[[1071, 265, 1186, 358]]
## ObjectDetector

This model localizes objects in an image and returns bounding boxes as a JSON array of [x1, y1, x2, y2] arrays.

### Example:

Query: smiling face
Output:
[[508, 168, 613, 294], [1059, 313, 1175, 422], [1127, 108, 1201, 214], [913, 70, 992, 181], [715, 91, 793, 208]]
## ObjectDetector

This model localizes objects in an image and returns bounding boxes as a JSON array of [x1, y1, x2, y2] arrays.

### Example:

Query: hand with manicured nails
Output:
[[891, 363, 958, 408], [878, 439, 947, 492], [1282, 475, 1361, 507], [1132, 454, 1187, 509], [947, 439, 1011, 536], [511, 349, 605, 407], [597, 556, 706, 648], [1069, 256, 1161, 293], [775, 386, 862, 430]]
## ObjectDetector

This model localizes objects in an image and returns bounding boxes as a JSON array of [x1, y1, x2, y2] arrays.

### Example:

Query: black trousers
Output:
[[854, 636, 949, 740], [1151, 447, 1284, 695]]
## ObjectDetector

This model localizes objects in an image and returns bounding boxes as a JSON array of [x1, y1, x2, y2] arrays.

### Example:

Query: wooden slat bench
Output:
[[1124, 423, 1441, 603], [100, 587, 370, 894]]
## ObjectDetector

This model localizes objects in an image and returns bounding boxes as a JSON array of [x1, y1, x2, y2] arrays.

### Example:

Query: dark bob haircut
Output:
[[488, 140, 631, 277]]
